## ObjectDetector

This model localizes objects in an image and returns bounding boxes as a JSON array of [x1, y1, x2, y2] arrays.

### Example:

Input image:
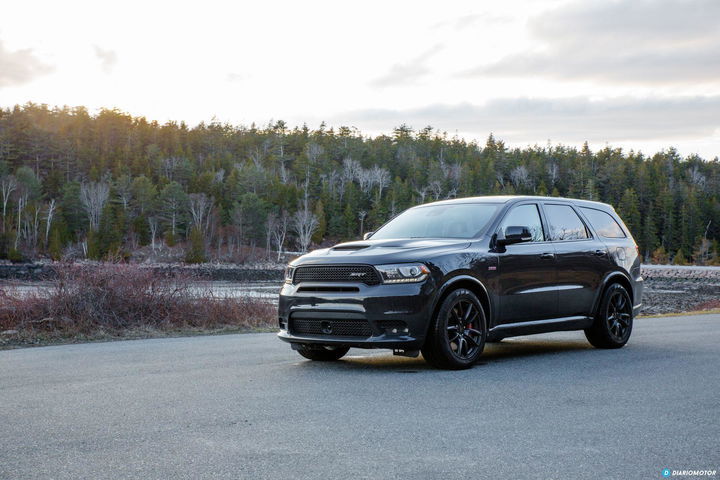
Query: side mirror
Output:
[[363, 231, 374, 240], [497, 226, 532, 247]]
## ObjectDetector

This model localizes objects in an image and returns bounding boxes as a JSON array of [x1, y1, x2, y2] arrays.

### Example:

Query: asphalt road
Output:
[[2, 315, 719, 480]]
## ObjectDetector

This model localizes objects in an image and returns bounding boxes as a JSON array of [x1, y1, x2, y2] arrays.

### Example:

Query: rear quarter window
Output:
[[580, 207, 626, 238]]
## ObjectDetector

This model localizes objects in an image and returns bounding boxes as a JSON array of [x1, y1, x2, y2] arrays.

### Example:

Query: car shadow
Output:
[[293, 338, 596, 372]]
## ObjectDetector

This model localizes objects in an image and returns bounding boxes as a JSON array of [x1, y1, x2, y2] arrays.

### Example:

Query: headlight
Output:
[[284, 266, 296, 284], [375, 263, 430, 284]]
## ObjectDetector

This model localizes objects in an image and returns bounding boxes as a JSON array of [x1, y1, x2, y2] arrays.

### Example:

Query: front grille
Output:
[[293, 265, 380, 285], [290, 318, 373, 337]]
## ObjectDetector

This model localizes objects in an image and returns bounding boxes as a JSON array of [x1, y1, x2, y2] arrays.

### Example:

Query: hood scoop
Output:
[[332, 244, 370, 251]]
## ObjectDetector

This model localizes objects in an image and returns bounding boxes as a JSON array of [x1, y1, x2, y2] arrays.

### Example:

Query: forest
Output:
[[0, 103, 719, 265]]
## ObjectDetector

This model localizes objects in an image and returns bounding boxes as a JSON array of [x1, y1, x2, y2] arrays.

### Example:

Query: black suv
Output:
[[278, 196, 643, 369]]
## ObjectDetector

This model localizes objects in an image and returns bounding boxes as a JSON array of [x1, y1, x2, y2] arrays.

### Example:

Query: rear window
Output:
[[580, 207, 626, 238], [544, 204, 589, 241]]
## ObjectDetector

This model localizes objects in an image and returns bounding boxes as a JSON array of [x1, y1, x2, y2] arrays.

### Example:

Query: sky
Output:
[[1, 0, 719, 158]]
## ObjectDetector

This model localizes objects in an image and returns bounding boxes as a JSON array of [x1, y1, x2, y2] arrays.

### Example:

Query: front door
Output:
[[496, 203, 558, 323]]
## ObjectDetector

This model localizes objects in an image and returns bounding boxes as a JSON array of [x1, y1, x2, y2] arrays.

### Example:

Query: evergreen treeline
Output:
[[0, 103, 719, 264]]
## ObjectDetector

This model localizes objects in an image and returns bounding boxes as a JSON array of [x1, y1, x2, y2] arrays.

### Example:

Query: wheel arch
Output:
[[430, 275, 493, 331], [593, 271, 633, 318]]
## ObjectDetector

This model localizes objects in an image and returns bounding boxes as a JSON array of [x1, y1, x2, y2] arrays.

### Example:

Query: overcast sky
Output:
[[1, 0, 719, 158]]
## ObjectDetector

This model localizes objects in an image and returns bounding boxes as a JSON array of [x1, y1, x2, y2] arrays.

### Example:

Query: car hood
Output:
[[291, 238, 472, 266]]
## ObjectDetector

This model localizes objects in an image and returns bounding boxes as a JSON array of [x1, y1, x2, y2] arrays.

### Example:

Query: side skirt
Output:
[[488, 316, 594, 340]]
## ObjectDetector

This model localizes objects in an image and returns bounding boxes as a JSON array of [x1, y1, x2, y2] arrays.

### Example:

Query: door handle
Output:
[[594, 250, 607, 256], [539, 252, 555, 259]]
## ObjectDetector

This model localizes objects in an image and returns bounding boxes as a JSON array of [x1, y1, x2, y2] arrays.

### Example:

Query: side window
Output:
[[580, 207, 626, 238], [499, 204, 545, 242], [544, 204, 589, 241]]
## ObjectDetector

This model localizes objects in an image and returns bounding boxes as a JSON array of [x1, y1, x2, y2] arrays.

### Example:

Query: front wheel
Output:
[[585, 283, 633, 349], [296, 345, 350, 361], [421, 289, 487, 370]]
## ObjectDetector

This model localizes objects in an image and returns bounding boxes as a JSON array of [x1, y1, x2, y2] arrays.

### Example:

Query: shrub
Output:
[[673, 248, 689, 266], [185, 227, 206, 264], [651, 246, 669, 264], [8, 248, 24, 263], [0, 264, 276, 344]]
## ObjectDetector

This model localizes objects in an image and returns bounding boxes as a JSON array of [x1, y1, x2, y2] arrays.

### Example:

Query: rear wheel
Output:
[[296, 345, 350, 361], [422, 289, 487, 369], [585, 283, 633, 349]]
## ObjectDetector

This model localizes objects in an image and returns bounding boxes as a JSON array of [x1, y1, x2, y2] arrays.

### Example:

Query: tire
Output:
[[585, 283, 633, 349], [296, 345, 350, 361], [421, 288, 487, 370]]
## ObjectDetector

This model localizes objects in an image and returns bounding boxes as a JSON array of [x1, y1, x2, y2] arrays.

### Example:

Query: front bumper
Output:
[[632, 274, 644, 317], [277, 280, 436, 350]]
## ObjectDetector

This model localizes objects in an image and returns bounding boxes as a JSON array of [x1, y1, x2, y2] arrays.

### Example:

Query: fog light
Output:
[[384, 326, 410, 335]]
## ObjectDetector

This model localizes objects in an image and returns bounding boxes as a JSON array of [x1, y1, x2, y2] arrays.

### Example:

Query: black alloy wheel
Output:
[[585, 283, 633, 349], [422, 288, 487, 369]]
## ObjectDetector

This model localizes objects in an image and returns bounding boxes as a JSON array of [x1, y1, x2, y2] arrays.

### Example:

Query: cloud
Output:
[[369, 44, 443, 88], [332, 95, 720, 142], [0, 39, 54, 88], [463, 0, 720, 85], [433, 12, 512, 30], [94, 45, 117, 73], [226, 72, 245, 83]]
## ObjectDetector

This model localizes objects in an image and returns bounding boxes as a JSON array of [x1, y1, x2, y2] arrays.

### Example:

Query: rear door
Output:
[[541, 203, 611, 318], [496, 202, 558, 323]]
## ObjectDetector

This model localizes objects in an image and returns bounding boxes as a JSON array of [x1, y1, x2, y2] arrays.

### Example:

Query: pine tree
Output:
[[312, 200, 326, 244], [618, 188, 641, 237]]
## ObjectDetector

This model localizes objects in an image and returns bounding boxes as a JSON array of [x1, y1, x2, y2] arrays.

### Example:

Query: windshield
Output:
[[371, 203, 500, 240]]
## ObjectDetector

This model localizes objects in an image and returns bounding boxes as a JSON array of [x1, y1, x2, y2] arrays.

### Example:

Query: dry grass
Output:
[[0, 264, 276, 347]]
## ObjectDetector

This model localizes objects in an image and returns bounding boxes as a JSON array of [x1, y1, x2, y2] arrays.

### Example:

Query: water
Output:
[[0, 281, 282, 304]]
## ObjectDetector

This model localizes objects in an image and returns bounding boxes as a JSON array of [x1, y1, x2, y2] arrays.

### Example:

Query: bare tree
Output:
[[688, 165, 706, 189], [0, 174, 16, 232], [114, 175, 133, 211], [321, 170, 341, 198], [80, 182, 110, 231], [29, 203, 41, 250], [369, 166, 390, 205], [44, 198, 56, 248], [342, 157, 360, 184], [414, 185, 428, 204], [160, 157, 182, 181], [427, 181, 443, 200], [188, 193, 212, 234], [306, 142, 324, 163], [510, 165, 532, 190], [148, 216, 159, 252], [249, 147, 264, 170], [271, 211, 289, 261], [13, 186, 28, 249], [358, 210, 367, 236], [265, 213, 277, 259], [547, 162, 560, 186], [292, 208, 318, 253]]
